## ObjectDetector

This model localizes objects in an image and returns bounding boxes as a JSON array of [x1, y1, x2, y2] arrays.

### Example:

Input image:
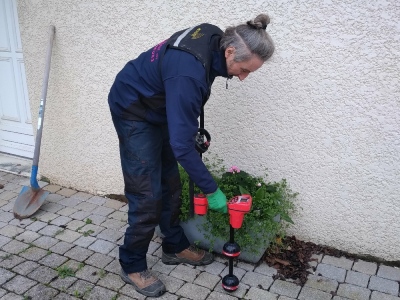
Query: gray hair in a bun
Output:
[[220, 14, 275, 62]]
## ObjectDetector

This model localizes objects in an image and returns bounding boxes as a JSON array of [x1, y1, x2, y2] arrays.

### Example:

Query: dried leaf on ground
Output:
[[263, 236, 347, 285]]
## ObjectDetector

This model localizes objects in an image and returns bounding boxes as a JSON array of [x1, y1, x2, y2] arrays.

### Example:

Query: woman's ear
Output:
[[225, 46, 235, 59]]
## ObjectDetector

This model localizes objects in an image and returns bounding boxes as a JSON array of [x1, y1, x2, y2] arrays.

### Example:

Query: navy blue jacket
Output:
[[108, 25, 229, 194]]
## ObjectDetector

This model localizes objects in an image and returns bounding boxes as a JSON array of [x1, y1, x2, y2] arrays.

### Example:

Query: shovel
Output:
[[13, 25, 55, 220]]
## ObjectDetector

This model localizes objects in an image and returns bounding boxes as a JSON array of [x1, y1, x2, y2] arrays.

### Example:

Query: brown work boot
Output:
[[120, 269, 166, 297], [162, 245, 213, 266]]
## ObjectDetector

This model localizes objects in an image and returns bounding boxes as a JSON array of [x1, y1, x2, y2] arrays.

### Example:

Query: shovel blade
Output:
[[13, 186, 49, 220]]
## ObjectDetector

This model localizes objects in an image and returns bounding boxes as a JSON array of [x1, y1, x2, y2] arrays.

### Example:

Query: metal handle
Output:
[[30, 25, 55, 189]]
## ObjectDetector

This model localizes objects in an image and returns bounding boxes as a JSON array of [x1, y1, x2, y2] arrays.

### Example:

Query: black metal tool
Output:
[[222, 195, 253, 292], [189, 109, 212, 217]]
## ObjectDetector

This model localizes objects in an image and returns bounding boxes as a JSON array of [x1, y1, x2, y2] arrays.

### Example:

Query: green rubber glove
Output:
[[207, 188, 228, 213]]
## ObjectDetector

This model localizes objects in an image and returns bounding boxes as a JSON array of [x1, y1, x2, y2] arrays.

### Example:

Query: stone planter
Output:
[[156, 214, 278, 264]]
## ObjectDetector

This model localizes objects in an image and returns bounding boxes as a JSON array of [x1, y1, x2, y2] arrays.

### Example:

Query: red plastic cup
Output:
[[194, 194, 208, 215]]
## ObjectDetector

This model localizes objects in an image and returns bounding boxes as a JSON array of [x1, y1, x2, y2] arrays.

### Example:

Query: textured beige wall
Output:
[[17, 0, 400, 260]]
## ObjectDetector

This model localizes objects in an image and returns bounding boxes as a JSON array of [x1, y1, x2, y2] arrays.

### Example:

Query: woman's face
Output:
[[225, 47, 264, 81]]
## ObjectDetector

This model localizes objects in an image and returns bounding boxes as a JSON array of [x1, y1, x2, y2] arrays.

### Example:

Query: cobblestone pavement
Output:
[[1, 171, 399, 300]]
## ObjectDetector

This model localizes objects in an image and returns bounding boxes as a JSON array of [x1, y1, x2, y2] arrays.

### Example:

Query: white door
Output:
[[0, 0, 34, 158]]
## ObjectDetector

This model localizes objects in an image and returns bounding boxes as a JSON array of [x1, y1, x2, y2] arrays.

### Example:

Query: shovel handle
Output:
[[31, 25, 55, 187]]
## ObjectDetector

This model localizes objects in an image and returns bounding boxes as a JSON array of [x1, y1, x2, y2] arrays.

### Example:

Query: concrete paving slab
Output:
[[2, 274, 37, 294], [97, 272, 125, 291], [241, 270, 274, 290], [39, 252, 68, 268], [316, 263, 347, 282], [345, 270, 370, 288], [245, 286, 278, 300], [337, 283, 371, 300], [369, 275, 399, 296], [305, 274, 339, 293], [64, 246, 93, 262], [170, 264, 201, 283], [298, 286, 332, 300], [193, 271, 220, 289], [270, 279, 302, 298], [84, 252, 114, 269], [1, 254, 25, 269], [378, 265, 400, 282], [25, 283, 59, 300], [27, 265, 58, 284], [0, 267, 16, 285], [176, 282, 211, 300]]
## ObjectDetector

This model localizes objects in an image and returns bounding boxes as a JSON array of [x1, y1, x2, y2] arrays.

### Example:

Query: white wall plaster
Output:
[[17, 0, 400, 260]]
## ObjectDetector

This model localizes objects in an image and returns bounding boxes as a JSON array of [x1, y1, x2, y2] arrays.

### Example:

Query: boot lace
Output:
[[188, 245, 202, 254], [140, 269, 154, 280]]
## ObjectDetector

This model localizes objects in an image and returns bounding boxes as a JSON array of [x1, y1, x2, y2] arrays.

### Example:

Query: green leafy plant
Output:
[[179, 158, 298, 253], [57, 266, 75, 279], [77, 262, 85, 271], [40, 176, 51, 183], [99, 269, 106, 278], [82, 230, 94, 237], [1, 254, 13, 260]]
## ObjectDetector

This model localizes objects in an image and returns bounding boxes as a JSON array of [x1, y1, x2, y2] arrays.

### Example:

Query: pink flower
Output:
[[228, 166, 240, 173]]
